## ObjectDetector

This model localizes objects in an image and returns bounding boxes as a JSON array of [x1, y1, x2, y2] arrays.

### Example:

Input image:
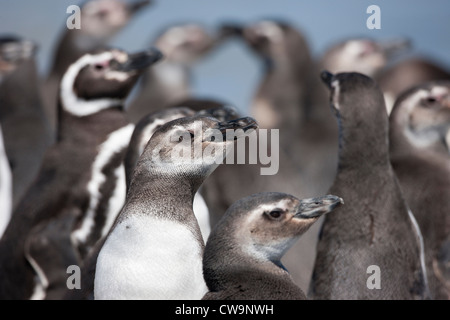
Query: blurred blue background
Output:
[[1, 0, 449, 112]]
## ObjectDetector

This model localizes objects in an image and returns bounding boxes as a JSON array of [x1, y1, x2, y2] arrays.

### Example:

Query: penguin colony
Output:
[[0, 0, 449, 300]]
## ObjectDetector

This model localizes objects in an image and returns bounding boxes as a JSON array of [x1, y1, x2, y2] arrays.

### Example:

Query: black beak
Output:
[[218, 117, 258, 139], [320, 70, 335, 90], [118, 47, 163, 72], [126, 0, 152, 15], [378, 38, 411, 58], [294, 195, 344, 219], [219, 23, 244, 38]]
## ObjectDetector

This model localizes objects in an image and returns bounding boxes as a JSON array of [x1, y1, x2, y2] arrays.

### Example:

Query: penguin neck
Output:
[[336, 112, 391, 172], [204, 236, 289, 291], [390, 116, 450, 162], [253, 56, 307, 132], [126, 164, 202, 219], [57, 105, 128, 143]]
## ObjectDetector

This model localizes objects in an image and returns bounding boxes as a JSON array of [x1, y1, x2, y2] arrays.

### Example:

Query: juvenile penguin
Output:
[[126, 23, 223, 123], [43, 0, 151, 131], [95, 115, 258, 300], [124, 106, 213, 240], [0, 36, 52, 210], [0, 47, 161, 299], [378, 58, 450, 114], [320, 38, 410, 77], [389, 81, 450, 299], [202, 193, 343, 300], [64, 100, 240, 300], [310, 71, 429, 300]]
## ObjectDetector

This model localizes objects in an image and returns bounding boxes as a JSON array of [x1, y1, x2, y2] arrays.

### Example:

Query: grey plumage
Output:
[[389, 81, 450, 299], [310, 72, 429, 300]]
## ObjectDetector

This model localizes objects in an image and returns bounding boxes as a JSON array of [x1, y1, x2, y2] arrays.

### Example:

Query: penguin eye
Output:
[[94, 64, 105, 71], [422, 96, 437, 107], [426, 97, 437, 104], [265, 209, 284, 220]]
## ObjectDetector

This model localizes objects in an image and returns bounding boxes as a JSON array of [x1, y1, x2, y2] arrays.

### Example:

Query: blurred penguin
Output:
[[126, 23, 228, 123], [43, 0, 151, 131], [0, 36, 52, 213]]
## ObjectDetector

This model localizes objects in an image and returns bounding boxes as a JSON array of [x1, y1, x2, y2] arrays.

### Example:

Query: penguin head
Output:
[[391, 81, 450, 149], [60, 47, 162, 117], [141, 114, 258, 180], [216, 193, 343, 263], [240, 19, 310, 64], [0, 36, 36, 76], [80, 0, 151, 39], [321, 71, 387, 123], [154, 23, 215, 64], [321, 38, 410, 77]]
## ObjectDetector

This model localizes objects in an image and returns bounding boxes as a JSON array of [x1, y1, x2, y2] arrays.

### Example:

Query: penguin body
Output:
[[95, 115, 258, 300], [390, 81, 450, 299], [0, 36, 52, 210], [310, 72, 429, 300]]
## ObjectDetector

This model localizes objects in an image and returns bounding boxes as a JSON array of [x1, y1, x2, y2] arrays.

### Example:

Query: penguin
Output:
[[43, 0, 151, 131], [0, 36, 52, 211], [63, 100, 240, 300], [310, 71, 429, 300], [201, 19, 337, 292], [0, 124, 12, 238], [0, 47, 162, 299], [126, 23, 225, 123], [124, 106, 215, 240], [378, 58, 450, 114], [202, 192, 343, 300], [389, 81, 450, 299], [320, 38, 410, 77], [95, 114, 258, 300]]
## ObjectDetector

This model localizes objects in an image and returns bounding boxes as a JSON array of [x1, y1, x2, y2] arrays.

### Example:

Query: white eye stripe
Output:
[[60, 52, 123, 117]]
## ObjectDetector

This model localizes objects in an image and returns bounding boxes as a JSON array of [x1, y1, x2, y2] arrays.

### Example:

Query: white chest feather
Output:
[[95, 215, 207, 300], [72, 124, 135, 248], [193, 192, 211, 242], [0, 125, 12, 238]]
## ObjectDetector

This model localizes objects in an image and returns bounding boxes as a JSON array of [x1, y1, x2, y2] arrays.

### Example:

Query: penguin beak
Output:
[[218, 23, 245, 39], [126, 0, 152, 15], [378, 38, 411, 58], [320, 71, 335, 90], [294, 195, 344, 219], [117, 47, 163, 72], [218, 117, 258, 139], [198, 105, 241, 122]]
